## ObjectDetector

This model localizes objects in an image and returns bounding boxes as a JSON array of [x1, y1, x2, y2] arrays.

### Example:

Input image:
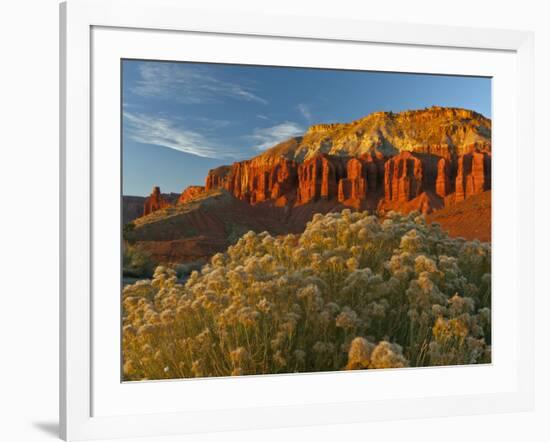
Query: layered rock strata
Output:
[[177, 186, 205, 204], [206, 157, 298, 205]]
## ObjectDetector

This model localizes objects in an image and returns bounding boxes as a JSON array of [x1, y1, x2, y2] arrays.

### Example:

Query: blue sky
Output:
[[122, 60, 491, 196]]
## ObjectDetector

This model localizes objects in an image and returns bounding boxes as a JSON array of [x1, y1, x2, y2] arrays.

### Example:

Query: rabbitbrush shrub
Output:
[[122, 210, 491, 380]]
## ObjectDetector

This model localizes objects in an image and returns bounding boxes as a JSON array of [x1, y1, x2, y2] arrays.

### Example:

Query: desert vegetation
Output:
[[122, 209, 491, 381], [122, 243, 155, 279]]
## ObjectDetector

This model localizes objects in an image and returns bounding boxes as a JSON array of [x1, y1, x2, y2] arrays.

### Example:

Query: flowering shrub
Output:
[[122, 210, 491, 380]]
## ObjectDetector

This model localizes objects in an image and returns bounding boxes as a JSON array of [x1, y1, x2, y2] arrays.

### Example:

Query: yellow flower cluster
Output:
[[122, 210, 491, 380]]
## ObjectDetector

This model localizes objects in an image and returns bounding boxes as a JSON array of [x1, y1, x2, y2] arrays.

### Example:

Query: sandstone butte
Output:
[[142, 187, 179, 216], [141, 106, 491, 219]]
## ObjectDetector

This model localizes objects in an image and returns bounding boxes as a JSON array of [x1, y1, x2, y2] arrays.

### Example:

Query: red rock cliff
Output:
[[177, 186, 205, 204], [336, 153, 385, 206], [202, 150, 490, 216], [338, 158, 367, 203], [455, 151, 491, 202], [199, 107, 492, 212], [205, 157, 298, 205], [384, 152, 424, 203]]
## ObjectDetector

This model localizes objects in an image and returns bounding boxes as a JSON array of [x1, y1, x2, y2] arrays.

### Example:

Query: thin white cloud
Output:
[[296, 103, 312, 122], [123, 111, 238, 159], [250, 122, 304, 151], [257, 114, 270, 121], [132, 62, 268, 105], [170, 115, 231, 131]]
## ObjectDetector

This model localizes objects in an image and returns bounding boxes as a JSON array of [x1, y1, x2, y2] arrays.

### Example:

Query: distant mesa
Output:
[[122, 195, 146, 225]]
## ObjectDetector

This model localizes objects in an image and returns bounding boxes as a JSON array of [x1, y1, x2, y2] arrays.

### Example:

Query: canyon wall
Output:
[[202, 150, 490, 215], [205, 157, 299, 206], [140, 151, 490, 218], [455, 151, 492, 202], [137, 108, 491, 217]]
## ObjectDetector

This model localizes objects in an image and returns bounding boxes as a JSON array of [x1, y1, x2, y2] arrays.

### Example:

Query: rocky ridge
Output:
[[254, 106, 490, 162], [197, 107, 491, 215]]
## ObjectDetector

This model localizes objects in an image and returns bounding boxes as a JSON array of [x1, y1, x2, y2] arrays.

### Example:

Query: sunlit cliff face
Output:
[[130, 107, 492, 267]]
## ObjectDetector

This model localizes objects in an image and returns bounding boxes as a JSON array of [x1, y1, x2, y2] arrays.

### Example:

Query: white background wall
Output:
[[0, 0, 548, 441]]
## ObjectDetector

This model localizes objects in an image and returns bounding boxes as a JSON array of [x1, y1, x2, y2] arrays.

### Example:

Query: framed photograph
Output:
[[60, 0, 534, 440]]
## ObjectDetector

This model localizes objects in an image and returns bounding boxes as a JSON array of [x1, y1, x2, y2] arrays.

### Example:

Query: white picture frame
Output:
[[60, 0, 534, 440]]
